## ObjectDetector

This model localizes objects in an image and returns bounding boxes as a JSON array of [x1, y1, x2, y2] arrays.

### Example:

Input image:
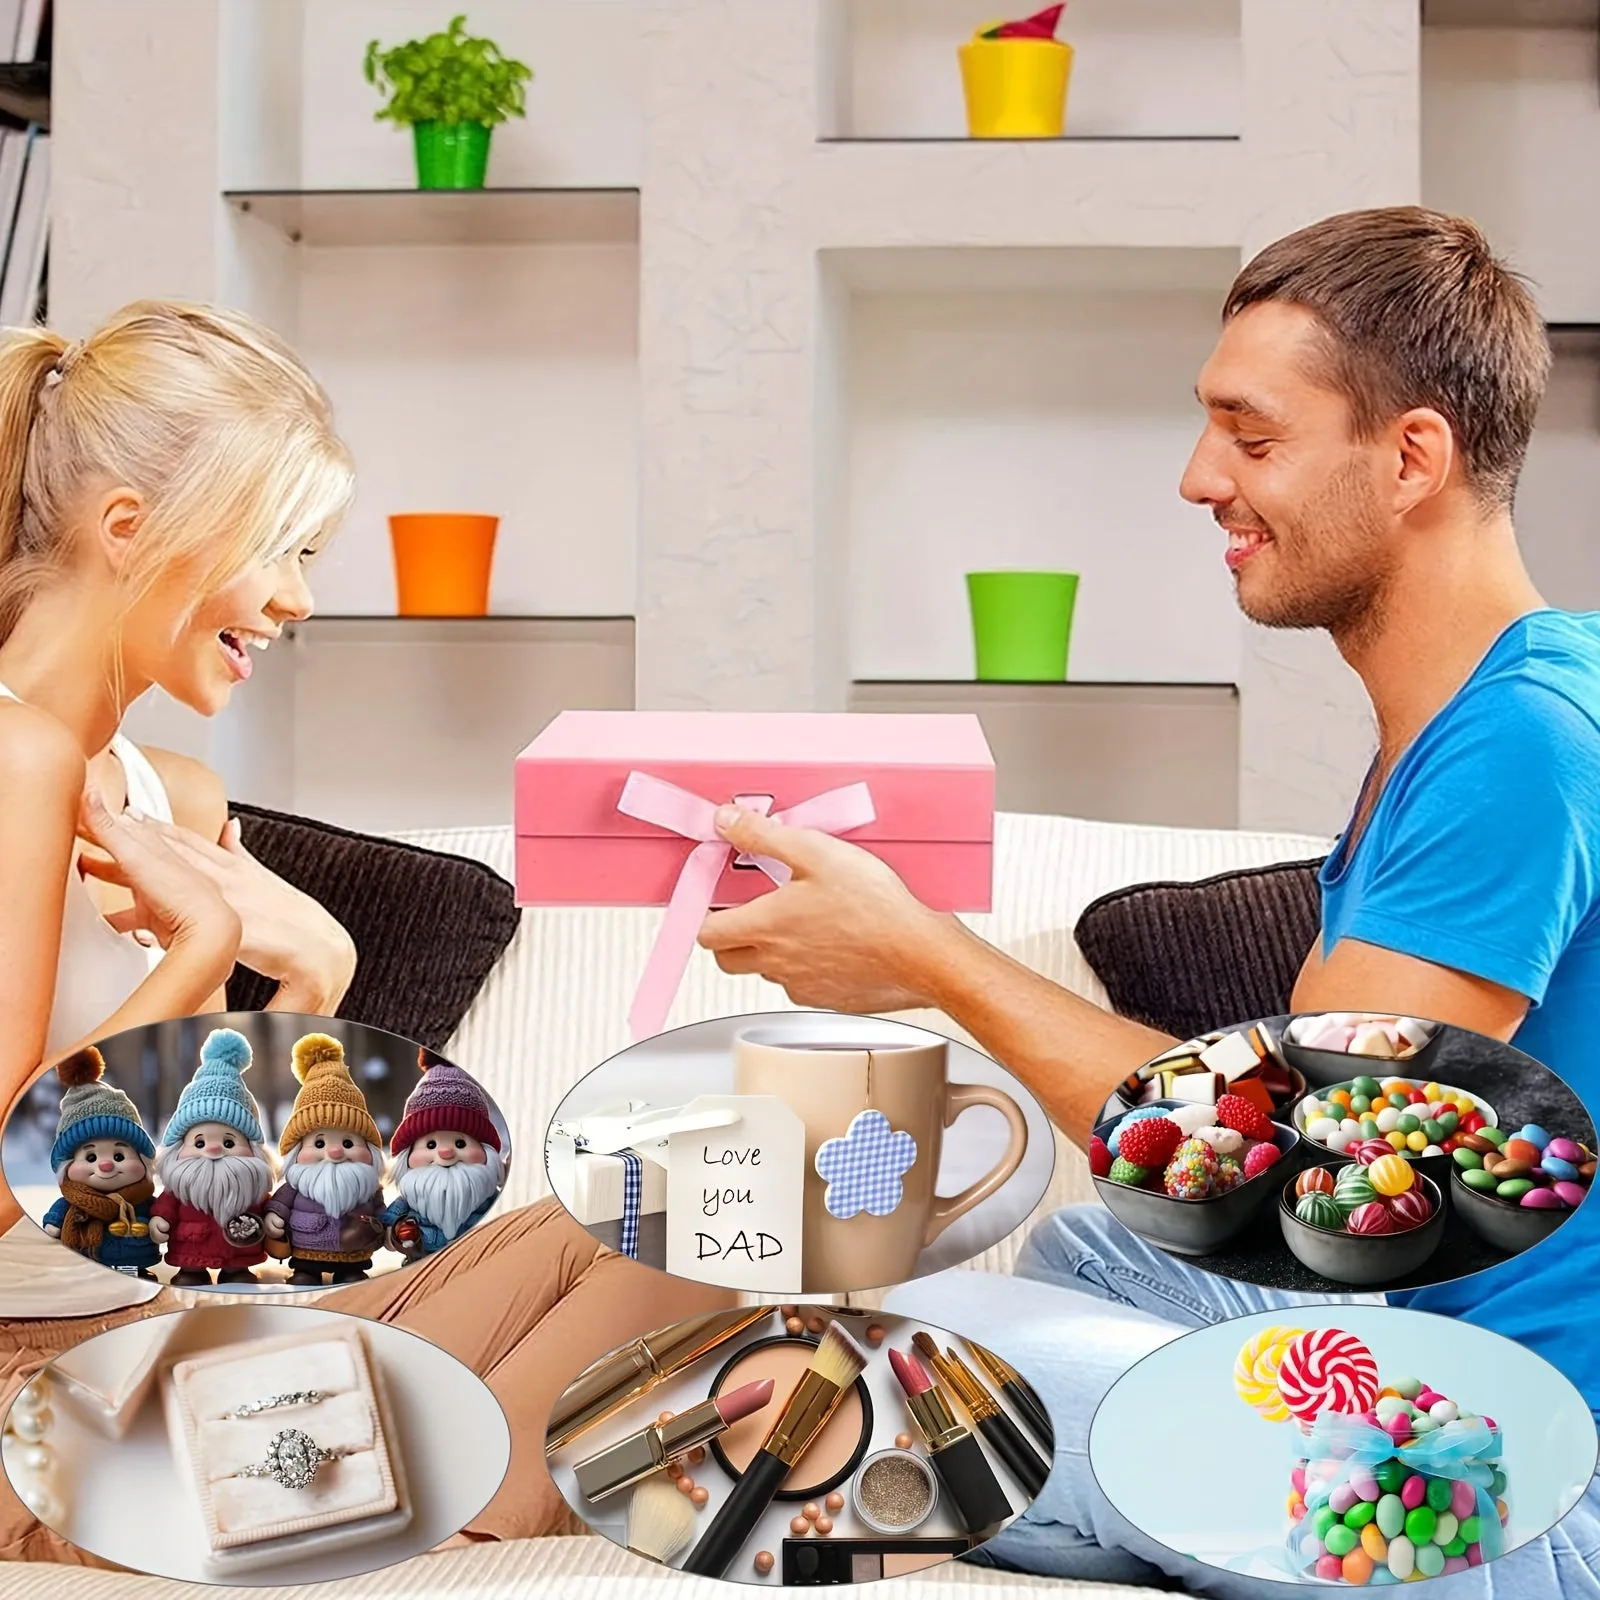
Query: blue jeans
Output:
[[884, 1206, 1600, 1596]]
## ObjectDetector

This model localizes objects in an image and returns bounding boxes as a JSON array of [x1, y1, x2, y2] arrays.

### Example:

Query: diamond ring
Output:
[[226, 1390, 325, 1419], [234, 1427, 354, 1490]]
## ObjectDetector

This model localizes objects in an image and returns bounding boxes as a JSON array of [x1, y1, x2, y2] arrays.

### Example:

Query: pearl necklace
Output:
[[3, 1371, 64, 1523]]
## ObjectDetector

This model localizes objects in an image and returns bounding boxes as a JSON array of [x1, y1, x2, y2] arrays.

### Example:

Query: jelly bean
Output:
[[1489, 1471, 1507, 1497], [1434, 1110, 1458, 1136], [1416, 1543, 1445, 1578], [1519, 1124, 1550, 1149], [1410, 1416, 1437, 1435], [1468, 1543, 1484, 1566], [1331, 1483, 1360, 1515], [1361, 1522, 1388, 1561], [1352, 1075, 1381, 1098], [1308, 1117, 1340, 1141], [1385, 1413, 1412, 1442], [1288, 1493, 1305, 1518], [1376, 1107, 1402, 1133], [1405, 1131, 1429, 1152], [1342, 1548, 1375, 1585], [1426, 1478, 1454, 1511], [1488, 1159, 1533, 1180], [1351, 1095, 1372, 1115], [1386, 1534, 1415, 1580], [1415, 1389, 1442, 1408], [1444, 1536, 1468, 1558], [1316, 1555, 1344, 1581], [1405, 1507, 1435, 1545], [1422, 1083, 1443, 1102], [1462, 1168, 1499, 1191], [1325, 1524, 1359, 1557], [1434, 1512, 1459, 1547], [1385, 1132, 1408, 1151], [1444, 1557, 1470, 1575], [1522, 1188, 1566, 1209], [1400, 1476, 1426, 1510], [1390, 1377, 1423, 1400], [1540, 1155, 1579, 1181], [1313, 1506, 1339, 1539], [1554, 1181, 1588, 1207], [1351, 1466, 1381, 1503], [1452, 1148, 1483, 1169], [1375, 1493, 1406, 1538], [1497, 1178, 1536, 1200], [1459, 1515, 1481, 1544], [1376, 1459, 1409, 1494], [1387, 1092, 1410, 1109], [1375, 1396, 1409, 1422], [1547, 1137, 1583, 1164], [1345, 1501, 1377, 1530], [1450, 1480, 1475, 1519], [1291, 1466, 1307, 1496], [1478, 1126, 1507, 1147], [1396, 1113, 1420, 1135]]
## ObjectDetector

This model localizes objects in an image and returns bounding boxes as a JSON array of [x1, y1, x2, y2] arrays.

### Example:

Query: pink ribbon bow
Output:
[[616, 770, 876, 1041]]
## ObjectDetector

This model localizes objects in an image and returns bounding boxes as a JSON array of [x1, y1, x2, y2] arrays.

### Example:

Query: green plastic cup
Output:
[[966, 570, 1079, 681], [412, 120, 492, 189]]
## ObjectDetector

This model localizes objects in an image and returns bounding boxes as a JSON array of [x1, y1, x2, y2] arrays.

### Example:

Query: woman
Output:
[[0, 300, 360, 1136]]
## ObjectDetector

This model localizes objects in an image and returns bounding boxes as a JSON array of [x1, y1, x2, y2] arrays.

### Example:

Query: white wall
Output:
[[1517, 339, 1600, 613], [845, 251, 1242, 684], [294, 240, 639, 617], [1422, 26, 1600, 323], [833, 0, 1242, 139]]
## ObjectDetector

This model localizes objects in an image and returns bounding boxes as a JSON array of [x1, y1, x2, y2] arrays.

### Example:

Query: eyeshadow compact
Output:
[[782, 1537, 972, 1585], [707, 1334, 874, 1501], [851, 1448, 936, 1535]]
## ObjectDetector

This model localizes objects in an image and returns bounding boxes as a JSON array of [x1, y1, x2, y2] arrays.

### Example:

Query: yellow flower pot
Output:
[[958, 38, 1073, 138]]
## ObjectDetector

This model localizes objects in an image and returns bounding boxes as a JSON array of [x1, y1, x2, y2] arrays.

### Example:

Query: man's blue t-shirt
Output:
[[1319, 609, 1600, 1419]]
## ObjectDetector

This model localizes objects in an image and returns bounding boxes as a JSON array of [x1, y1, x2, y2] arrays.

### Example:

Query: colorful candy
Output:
[[1298, 1074, 1488, 1160], [1296, 1192, 1344, 1230], [1455, 1121, 1594, 1212], [1276, 1328, 1379, 1422], [1297, 1167, 1336, 1198], [1367, 1154, 1415, 1196], [1234, 1324, 1306, 1421]]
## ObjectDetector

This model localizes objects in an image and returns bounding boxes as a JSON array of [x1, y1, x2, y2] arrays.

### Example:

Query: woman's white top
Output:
[[0, 679, 173, 1057], [0, 680, 175, 1315]]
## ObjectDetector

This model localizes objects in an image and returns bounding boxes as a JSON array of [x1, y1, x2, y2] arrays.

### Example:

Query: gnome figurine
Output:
[[265, 1034, 386, 1285], [381, 1049, 505, 1259], [42, 1048, 160, 1278], [149, 1028, 276, 1286]]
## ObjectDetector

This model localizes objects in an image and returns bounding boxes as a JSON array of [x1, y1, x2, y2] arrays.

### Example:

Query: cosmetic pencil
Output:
[[966, 1340, 1054, 1453], [888, 1346, 1012, 1537], [574, 1378, 775, 1502], [911, 1332, 1049, 1500], [682, 1322, 869, 1577], [546, 1308, 771, 1452]]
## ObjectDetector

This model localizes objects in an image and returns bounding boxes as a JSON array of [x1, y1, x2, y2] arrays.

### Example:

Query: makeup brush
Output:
[[625, 1473, 697, 1565], [575, 1378, 776, 1502], [682, 1322, 869, 1577], [965, 1341, 1053, 1452], [911, 1332, 1049, 1499], [888, 1346, 1011, 1537]]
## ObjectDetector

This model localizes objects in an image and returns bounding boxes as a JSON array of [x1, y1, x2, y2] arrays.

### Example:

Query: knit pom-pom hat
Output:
[[51, 1047, 155, 1169], [390, 1047, 500, 1158], [161, 1028, 265, 1147], [279, 1033, 381, 1152]]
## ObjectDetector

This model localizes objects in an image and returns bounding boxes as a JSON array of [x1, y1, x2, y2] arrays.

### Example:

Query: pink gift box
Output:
[[514, 711, 995, 912]]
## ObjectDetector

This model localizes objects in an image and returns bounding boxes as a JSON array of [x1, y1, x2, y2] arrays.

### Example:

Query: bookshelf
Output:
[[0, 0, 48, 322]]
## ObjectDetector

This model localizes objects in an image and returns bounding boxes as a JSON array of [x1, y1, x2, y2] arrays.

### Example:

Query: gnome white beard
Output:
[[281, 1142, 382, 1216], [155, 1143, 273, 1225], [397, 1146, 503, 1240]]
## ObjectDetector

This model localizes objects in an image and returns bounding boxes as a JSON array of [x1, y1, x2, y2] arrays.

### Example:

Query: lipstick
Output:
[[911, 1333, 1049, 1500], [684, 1323, 869, 1577], [888, 1347, 1011, 1537], [965, 1341, 1053, 1453], [545, 1308, 771, 1452], [573, 1378, 775, 1502]]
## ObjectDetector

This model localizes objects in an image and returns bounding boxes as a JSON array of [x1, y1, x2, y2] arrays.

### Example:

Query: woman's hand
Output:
[[76, 792, 242, 968], [137, 817, 357, 1013]]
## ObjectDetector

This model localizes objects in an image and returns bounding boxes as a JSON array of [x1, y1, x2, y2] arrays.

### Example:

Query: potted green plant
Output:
[[364, 14, 533, 190]]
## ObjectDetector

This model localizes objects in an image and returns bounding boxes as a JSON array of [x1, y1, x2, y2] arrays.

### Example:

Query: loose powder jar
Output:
[[852, 1447, 937, 1534]]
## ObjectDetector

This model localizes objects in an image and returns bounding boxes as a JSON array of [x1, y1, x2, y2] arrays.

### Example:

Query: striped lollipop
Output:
[[1276, 1328, 1379, 1424], [1234, 1324, 1306, 1421]]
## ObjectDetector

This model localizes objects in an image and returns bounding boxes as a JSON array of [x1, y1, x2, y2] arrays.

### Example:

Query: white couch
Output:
[[8, 810, 1328, 1600]]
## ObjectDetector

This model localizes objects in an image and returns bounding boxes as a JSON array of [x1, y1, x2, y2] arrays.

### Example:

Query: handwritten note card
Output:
[[666, 1095, 805, 1293]]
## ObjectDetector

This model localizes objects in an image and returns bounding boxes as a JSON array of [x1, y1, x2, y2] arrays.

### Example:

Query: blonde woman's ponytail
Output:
[[0, 328, 68, 621]]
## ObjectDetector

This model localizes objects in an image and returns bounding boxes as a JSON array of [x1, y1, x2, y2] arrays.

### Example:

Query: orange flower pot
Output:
[[388, 513, 499, 616]]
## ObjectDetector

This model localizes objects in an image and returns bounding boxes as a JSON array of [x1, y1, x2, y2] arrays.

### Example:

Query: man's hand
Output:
[[697, 806, 957, 1014]]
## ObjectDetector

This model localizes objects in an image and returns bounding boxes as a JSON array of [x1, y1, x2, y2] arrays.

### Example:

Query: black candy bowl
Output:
[[1450, 1166, 1580, 1254], [1090, 1101, 1303, 1258], [1278, 1169, 1446, 1286]]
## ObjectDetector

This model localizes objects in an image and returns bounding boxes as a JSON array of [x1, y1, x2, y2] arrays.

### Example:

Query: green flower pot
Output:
[[412, 120, 492, 189], [966, 570, 1079, 681]]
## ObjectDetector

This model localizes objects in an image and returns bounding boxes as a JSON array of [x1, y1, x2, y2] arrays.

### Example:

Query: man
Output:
[[698, 208, 1600, 1595]]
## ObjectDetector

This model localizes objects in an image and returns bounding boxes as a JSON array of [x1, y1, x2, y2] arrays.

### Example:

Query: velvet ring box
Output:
[[162, 1324, 410, 1573], [51, 1314, 185, 1439], [514, 712, 996, 1038]]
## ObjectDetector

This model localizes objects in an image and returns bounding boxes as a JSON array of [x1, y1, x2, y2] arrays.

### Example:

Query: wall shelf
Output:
[[224, 187, 640, 248]]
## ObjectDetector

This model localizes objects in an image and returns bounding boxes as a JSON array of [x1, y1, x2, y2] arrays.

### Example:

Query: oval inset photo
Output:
[[545, 1305, 1051, 1583], [2, 1303, 510, 1583], [1094, 1012, 1593, 1292], [1089, 1307, 1597, 1584], [2, 1013, 513, 1292], [545, 1011, 1055, 1296]]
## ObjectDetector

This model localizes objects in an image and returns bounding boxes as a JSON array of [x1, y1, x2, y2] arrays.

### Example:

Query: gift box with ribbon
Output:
[[514, 712, 995, 1039]]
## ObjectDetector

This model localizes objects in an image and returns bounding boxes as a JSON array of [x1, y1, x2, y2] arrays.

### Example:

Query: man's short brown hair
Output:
[[1223, 207, 1550, 509]]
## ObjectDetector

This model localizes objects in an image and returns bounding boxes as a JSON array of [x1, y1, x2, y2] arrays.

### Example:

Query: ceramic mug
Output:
[[732, 1026, 1029, 1292]]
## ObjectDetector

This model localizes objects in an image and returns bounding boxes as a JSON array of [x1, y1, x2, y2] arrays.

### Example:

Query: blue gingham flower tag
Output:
[[814, 1110, 918, 1219]]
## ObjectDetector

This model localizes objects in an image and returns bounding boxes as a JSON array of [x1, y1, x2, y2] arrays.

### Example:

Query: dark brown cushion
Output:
[[224, 803, 520, 1049], [1074, 859, 1326, 1040]]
